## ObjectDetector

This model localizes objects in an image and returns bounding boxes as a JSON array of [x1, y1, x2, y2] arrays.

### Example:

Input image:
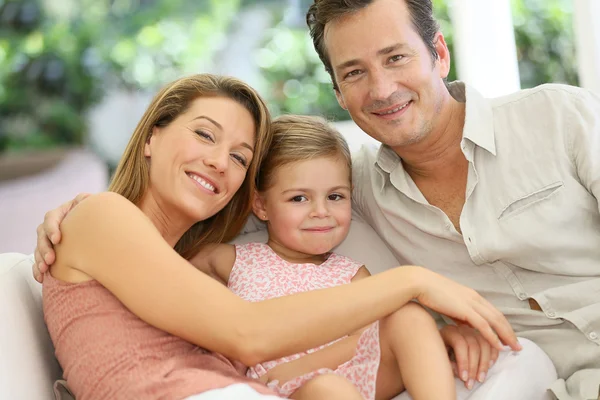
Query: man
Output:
[[305, 0, 599, 399]]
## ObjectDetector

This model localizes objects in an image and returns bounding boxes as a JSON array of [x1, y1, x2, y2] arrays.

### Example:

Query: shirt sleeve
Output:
[[569, 89, 600, 214]]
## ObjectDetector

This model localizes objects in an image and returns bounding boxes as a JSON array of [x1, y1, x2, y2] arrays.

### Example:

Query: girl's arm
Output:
[[57, 193, 518, 367]]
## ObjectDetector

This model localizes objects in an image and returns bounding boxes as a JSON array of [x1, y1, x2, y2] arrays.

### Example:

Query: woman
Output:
[[37, 74, 519, 400]]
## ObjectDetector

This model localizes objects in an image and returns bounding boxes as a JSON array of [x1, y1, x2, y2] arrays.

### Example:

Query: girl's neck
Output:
[[266, 238, 329, 265]]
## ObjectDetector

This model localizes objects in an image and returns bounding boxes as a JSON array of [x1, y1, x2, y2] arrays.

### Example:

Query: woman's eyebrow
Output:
[[191, 115, 223, 130]]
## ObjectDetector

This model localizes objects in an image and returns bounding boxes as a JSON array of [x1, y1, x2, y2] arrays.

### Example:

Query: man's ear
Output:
[[251, 190, 269, 221], [144, 126, 159, 157], [433, 31, 451, 79], [335, 88, 348, 110]]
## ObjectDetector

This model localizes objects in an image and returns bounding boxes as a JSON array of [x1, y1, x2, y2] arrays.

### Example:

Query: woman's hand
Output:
[[33, 193, 90, 282], [410, 267, 521, 352], [441, 324, 499, 390]]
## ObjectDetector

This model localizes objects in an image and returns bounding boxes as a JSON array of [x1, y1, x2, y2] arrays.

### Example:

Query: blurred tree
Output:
[[0, 0, 240, 152], [512, 0, 578, 88], [0, 0, 580, 152]]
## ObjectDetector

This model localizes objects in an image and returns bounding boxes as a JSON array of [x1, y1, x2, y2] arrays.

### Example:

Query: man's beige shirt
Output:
[[352, 82, 600, 395]]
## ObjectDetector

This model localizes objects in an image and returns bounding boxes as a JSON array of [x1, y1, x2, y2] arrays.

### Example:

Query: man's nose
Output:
[[369, 68, 397, 102]]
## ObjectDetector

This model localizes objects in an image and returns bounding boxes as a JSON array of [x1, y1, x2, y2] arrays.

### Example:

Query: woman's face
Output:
[[143, 95, 256, 224]]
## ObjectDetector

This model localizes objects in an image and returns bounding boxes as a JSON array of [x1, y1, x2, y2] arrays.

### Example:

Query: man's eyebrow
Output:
[[334, 43, 409, 71], [192, 115, 223, 130]]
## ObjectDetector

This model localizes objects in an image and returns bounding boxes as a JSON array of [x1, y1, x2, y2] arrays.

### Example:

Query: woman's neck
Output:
[[138, 192, 194, 247]]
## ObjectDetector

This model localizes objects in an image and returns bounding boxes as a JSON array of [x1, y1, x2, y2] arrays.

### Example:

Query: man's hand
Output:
[[440, 324, 499, 390], [33, 193, 91, 282]]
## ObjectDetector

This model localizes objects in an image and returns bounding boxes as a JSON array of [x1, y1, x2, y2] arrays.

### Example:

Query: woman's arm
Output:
[[54, 192, 519, 367], [256, 265, 374, 383]]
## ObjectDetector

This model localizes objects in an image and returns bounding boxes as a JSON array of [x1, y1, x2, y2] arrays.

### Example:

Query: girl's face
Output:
[[143, 96, 256, 228], [254, 156, 352, 263]]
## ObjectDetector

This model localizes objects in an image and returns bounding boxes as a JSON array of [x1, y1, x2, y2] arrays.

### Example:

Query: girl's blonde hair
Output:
[[257, 114, 351, 191], [109, 74, 272, 259]]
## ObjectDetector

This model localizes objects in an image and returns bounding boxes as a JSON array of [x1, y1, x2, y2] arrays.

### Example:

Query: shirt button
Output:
[[589, 332, 598, 340], [547, 311, 555, 317], [517, 293, 527, 300]]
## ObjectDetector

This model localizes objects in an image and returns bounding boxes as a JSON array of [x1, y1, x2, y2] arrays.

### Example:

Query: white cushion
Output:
[[0, 253, 62, 399]]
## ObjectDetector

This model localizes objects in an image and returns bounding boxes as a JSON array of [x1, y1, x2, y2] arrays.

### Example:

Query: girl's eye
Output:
[[328, 194, 344, 201], [290, 195, 307, 202], [231, 153, 248, 167], [195, 130, 214, 142]]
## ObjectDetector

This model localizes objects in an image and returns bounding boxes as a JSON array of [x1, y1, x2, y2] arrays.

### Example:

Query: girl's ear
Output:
[[251, 190, 268, 221]]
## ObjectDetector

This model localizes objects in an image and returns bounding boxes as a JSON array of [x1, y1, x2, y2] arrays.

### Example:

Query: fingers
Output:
[[475, 298, 521, 351], [73, 192, 91, 207], [32, 250, 45, 283], [464, 332, 480, 389], [442, 326, 470, 383], [35, 223, 55, 266], [474, 333, 490, 383], [490, 347, 499, 369]]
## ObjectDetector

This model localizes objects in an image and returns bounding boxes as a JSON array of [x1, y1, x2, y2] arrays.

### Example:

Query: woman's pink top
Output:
[[42, 272, 273, 400]]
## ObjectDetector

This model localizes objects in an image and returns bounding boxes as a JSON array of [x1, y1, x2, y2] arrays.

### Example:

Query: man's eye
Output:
[[389, 54, 403, 63], [345, 69, 362, 79]]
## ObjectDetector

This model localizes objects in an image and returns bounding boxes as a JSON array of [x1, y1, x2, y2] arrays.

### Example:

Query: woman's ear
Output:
[[144, 126, 159, 157], [251, 190, 268, 221]]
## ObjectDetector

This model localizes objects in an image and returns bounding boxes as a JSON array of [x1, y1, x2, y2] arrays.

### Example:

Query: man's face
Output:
[[324, 0, 451, 149]]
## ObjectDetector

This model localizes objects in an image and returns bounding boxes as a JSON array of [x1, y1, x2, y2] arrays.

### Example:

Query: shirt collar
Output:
[[452, 81, 497, 156], [375, 81, 497, 172]]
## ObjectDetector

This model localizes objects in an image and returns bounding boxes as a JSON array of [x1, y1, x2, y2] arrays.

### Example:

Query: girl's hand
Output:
[[409, 267, 521, 352], [440, 324, 499, 390]]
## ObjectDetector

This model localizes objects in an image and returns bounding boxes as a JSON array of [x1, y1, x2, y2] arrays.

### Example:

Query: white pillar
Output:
[[448, 0, 521, 97], [572, 0, 600, 94]]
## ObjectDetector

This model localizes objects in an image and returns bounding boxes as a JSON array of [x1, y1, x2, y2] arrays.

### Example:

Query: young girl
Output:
[[193, 115, 455, 400]]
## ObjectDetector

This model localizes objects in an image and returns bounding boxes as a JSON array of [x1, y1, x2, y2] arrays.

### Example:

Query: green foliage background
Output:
[[0, 0, 578, 153]]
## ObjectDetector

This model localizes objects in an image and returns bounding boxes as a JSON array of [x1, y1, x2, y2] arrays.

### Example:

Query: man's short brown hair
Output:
[[306, 0, 440, 90]]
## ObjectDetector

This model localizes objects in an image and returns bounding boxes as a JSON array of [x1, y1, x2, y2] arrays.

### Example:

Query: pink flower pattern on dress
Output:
[[228, 242, 381, 400]]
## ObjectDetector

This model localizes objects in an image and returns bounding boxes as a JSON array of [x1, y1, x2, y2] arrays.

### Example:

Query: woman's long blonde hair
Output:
[[109, 74, 272, 259]]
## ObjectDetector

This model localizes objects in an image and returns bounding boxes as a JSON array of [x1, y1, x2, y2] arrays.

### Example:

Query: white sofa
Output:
[[0, 219, 400, 399]]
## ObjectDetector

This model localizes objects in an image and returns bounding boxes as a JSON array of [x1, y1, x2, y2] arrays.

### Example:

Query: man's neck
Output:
[[394, 97, 466, 180]]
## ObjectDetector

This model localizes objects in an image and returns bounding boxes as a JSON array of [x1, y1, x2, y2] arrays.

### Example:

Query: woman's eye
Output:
[[231, 154, 248, 167], [195, 130, 214, 142]]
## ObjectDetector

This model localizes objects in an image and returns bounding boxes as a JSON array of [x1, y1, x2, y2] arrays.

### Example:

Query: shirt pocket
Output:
[[497, 181, 564, 220]]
